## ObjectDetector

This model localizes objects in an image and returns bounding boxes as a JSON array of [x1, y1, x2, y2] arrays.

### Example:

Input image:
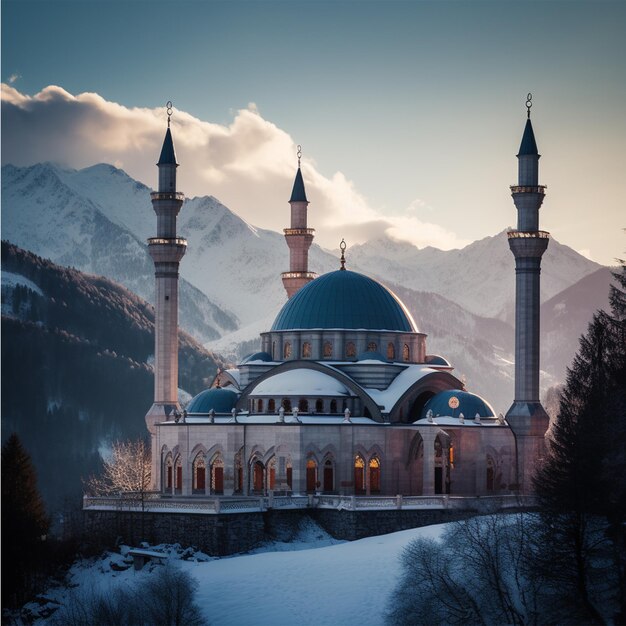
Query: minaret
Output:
[[505, 94, 550, 493], [281, 145, 316, 298], [145, 102, 187, 441]]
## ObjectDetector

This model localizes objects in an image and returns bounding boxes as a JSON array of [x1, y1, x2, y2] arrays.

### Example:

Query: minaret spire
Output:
[[145, 103, 187, 468], [282, 145, 317, 298], [506, 94, 550, 493]]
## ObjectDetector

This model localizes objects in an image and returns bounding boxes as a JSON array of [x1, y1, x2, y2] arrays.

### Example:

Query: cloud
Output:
[[1, 83, 469, 251], [7, 74, 20, 84]]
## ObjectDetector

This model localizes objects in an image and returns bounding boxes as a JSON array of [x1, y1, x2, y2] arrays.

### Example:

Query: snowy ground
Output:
[[24, 519, 446, 626]]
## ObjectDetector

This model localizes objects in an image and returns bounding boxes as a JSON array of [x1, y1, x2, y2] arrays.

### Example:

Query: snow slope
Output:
[[27, 521, 445, 626]]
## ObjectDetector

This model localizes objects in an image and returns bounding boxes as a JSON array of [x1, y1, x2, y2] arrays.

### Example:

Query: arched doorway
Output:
[[323, 458, 334, 492], [192, 453, 206, 494], [369, 457, 381, 493], [210, 453, 224, 495], [306, 458, 317, 492], [252, 459, 264, 493], [354, 454, 366, 495], [286, 457, 293, 489], [434, 435, 450, 495]]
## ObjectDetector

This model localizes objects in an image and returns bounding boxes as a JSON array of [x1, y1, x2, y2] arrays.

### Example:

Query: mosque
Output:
[[144, 98, 550, 500]]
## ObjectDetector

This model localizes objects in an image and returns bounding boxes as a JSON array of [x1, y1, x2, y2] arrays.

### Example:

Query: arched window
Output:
[[298, 397, 309, 413], [286, 457, 293, 489], [174, 456, 182, 494], [346, 342, 356, 358], [315, 399, 323, 413], [210, 453, 224, 495], [323, 342, 333, 358], [234, 449, 243, 493], [342, 399, 348, 412], [487, 456, 495, 492], [164, 454, 173, 492], [302, 342, 311, 358], [268, 398, 276, 413], [256, 398, 264, 413], [267, 457, 276, 491], [252, 458, 264, 493], [367, 341, 377, 352], [282, 398, 292, 412], [306, 458, 317, 492], [369, 457, 381, 494], [330, 399, 337, 413], [387, 342, 395, 360], [192, 453, 206, 493], [323, 458, 334, 492], [354, 455, 366, 495], [403, 344, 410, 362], [283, 342, 292, 359]]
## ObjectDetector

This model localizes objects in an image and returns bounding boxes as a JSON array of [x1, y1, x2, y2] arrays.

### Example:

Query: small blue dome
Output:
[[422, 390, 495, 419], [271, 270, 417, 332], [186, 388, 238, 414], [425, 354, 451, 367], [241, 351, 273, 364]]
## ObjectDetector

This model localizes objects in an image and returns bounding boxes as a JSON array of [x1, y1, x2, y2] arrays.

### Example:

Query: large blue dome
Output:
[[271, 270, 417, 332], [421, 390, 495, 419]]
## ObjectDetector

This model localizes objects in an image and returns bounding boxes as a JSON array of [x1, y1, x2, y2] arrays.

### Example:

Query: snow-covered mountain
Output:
[[347, 233, 601, 322], [1, 163, 237, 341], [2, 162, 608, 411]]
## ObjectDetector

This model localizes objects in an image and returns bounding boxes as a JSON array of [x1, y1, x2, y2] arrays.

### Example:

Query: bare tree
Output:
[[85, 439, 151, 496]]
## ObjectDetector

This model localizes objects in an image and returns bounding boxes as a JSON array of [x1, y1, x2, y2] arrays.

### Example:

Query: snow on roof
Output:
[[224, 369, 240, 385], [165, 415, 378, 426], [363, 365, 440, 412], [251, 369, 353, 397], [412, 416, 506, 427]]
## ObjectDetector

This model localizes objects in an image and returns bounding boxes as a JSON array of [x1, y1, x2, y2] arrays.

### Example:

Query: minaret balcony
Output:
[[507, 230, 550, 240], [284, 228, 315, 236], [281, 271, 317, 280], [150, 191, 185, 202], [510, 185, 546, 195], [148, 237, 188, 246]]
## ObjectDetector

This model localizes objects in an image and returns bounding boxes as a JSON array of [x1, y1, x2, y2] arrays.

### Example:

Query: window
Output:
[[323, 342, 333, 358], [403, 344, 410, 362], [387, 342, 395, 360], [193, 453, 206, 493], [302, 342, 311, 358], [284, 342, 292, 359], [298, 397, 309, 412], [272, 341, 276, 360], [268, 398, 276, 412], [369, 456, 381, 493], [267, 457, 276, 491], [256, 398, 263, 413], [323, 458, 334, 492], [306, 458, 317, 492], [174, 456, 182, 493], [354, 455, 365, 494], [346, 342, 356, 358], [367, 341, 377, 352], [282, 398, 292, 412], [164, 454, 173, 491], [210, 454, 224, 494], [315, 399, 323, 413], [286, 457, 293, 489], [330, 399, 337, 413]]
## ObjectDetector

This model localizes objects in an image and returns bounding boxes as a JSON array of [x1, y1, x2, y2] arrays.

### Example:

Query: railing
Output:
[[283, 228, 315, 236], [509, 185, 547, 194], [147, 237, 188, 246], [281, 271, 317, 280], [507, 230, 550, 239], [84, 494, 536, 515], [150, 192, 185, 201]]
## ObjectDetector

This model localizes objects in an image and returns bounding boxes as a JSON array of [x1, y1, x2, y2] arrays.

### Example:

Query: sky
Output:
[[2, 0, 625, 264]]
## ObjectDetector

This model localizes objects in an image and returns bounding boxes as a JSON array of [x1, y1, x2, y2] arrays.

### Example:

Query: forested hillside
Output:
[[1, 242, 223, 512]]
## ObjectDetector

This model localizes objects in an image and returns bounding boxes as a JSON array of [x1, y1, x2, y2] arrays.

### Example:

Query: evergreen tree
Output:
[[1, 433, 51, 608], [532, 262, 626, 623]]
